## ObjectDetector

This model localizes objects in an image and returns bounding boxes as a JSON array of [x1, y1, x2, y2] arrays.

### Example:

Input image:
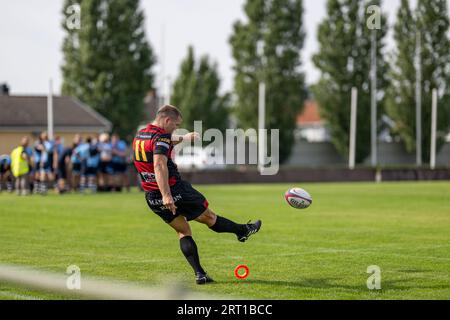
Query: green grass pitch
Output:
[[0, 182, 449, 300]]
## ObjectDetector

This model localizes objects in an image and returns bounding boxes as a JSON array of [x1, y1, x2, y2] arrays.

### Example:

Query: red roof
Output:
[[297, 100, 323, 125]]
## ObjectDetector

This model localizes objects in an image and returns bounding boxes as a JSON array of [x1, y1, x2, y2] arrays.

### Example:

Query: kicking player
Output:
[[133, 105, 262, 285]]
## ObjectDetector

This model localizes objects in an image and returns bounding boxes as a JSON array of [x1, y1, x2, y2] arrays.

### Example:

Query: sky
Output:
[[1, 0, 445, 97]]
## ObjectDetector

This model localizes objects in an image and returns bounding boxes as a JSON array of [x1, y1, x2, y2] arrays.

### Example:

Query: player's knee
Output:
[[196, 210, 217, 227]]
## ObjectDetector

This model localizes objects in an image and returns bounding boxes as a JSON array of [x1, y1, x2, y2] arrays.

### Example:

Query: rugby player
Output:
[[134, 105, 262, 285]]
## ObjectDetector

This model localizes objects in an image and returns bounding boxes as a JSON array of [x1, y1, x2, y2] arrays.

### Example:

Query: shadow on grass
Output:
[[398, 269, 431, 274], [220, 277, 450, 292]]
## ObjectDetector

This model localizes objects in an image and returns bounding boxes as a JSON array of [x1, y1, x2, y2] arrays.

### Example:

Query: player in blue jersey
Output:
[[111, 134, 129, 192], [70, 135, 82, 192], [83, 137, 100, 193], [98, 133, 114, 191], [0, 154, 12, 192]]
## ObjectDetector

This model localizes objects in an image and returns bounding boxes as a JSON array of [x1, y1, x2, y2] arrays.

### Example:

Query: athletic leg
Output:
[[168, 216, 213, 284], [20, 176, 28, 196], [195, 208, 262, 242]]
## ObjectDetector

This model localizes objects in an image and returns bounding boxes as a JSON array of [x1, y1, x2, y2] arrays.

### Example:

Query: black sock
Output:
[[209, 216, 247, 236], [179, 236, 205, 275]]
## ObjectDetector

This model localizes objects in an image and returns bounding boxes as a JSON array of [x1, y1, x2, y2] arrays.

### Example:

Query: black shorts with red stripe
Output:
[[145, 180, 209, 224]]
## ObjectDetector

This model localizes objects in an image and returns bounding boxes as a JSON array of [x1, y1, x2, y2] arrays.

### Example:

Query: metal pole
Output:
[[430, 89, 438, 169], [164, 76, 171, 105], [349, 87, 358, 170], [160, 24, 165, 105], [370, 30, 377, 167], [47, 79, 54, 140], [258, 82, 266, 173], [415, 31, 422, 166]]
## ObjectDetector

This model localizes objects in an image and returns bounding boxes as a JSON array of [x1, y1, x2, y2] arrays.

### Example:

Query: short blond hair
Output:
[[99, 133, 110, 143], [156, 105, 182, 120]]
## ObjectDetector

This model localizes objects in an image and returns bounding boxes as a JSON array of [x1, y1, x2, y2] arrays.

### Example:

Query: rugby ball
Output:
[[285, 188, 312, 209]]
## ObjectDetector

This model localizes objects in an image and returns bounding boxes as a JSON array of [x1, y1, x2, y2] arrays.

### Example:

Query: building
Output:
[[295, 99, 329, 142], [0, 95, 111, 154]]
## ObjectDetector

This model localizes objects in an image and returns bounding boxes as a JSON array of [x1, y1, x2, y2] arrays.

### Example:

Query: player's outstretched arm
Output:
[[172, 132, 200, 146]]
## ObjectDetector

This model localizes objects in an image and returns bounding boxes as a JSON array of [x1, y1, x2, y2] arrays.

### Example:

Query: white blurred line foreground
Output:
[[0, 264, 227, 300]]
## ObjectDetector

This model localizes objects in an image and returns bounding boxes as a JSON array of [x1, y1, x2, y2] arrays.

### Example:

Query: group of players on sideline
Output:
[[0, 132, 130, 195]]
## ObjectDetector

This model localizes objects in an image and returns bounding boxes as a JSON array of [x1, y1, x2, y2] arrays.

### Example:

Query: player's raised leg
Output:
[[168, 216, 214, 285], [195, 208, 262, 243]]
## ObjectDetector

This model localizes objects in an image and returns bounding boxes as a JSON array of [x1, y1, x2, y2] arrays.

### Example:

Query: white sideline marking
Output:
[[0, 291, 42, 300], [0, 265, 224, 300]]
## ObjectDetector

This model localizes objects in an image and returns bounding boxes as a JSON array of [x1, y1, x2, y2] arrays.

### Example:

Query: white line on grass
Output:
[[0, 291, 43, 300]]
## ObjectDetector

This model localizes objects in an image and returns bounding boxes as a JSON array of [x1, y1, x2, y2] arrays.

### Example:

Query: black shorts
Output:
[[100, 161, 114, 174], [0, 164, 9, 174], [35, 161, 52, 173], [113, 162, 127, 174], [145, 180, 209, 224], [82, 166, 98, 177], [72, 163, 82, 174], [57, 165, 67, 180]]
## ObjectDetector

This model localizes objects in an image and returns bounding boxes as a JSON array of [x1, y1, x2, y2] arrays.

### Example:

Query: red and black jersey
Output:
[[133, 124, 181, 192]]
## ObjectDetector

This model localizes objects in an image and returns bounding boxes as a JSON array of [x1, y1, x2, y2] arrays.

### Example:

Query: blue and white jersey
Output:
[[44, 140, 55, 165], [0, 154, 11, 166], [24, 147, 33, 159], [112, 140, 127, 164], [86, 143, 100, 168], [44, 140, 54, 153], [73, 143, 90, 162], [55, 143, 64, 159], [99, 142, 113, 161], [34, 141, 47, 163], [70, 145, 81, 164]]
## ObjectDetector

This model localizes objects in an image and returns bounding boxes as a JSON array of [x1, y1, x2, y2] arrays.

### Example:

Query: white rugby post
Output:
[[415, 31, 422, 166], [370, 30, 378, 167], [430, 88, 438, 170], [349, 87, 358, 170], [163, 76, 171, 105], [47, 79, 54, 140], [160, 23, 166, 105], [258, 82, 266, 173]]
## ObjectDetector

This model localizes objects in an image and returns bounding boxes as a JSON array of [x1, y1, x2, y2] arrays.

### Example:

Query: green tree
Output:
[[229, 0, 306, 164], [171, 46, 230, 133], [388, 0, 450, 163], [386, 0, 418, 158], [312, 0, 388, 163], [61, 0, 155, 140]]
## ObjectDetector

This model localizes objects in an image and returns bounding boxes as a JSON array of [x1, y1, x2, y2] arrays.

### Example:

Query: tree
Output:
[[229, 0, 306, 164], [61, 0, 155, 140], [312, 0, 388, 163], [387, 0, 450, 163], [171, 46, 230, 133], [385, 0, 418, 157]]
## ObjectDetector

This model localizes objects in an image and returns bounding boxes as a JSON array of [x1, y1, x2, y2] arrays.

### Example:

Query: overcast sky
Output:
[[2, 0, 446, 97]]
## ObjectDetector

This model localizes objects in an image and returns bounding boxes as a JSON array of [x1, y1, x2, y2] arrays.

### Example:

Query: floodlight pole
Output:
[[349, 87, 358, 170], [47, 79, 54, 140], [258, 82, 266, 173], [415, 31, 422, 166], [257, 40, 266, 174], [370, 30, 377, 167], [164, 76, 171, 105], [160, 24, 166, 105], [430, 89, 438, 170]]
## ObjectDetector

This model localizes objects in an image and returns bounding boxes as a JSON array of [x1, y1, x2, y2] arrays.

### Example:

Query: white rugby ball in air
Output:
[[285, 188, 312, 209]]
